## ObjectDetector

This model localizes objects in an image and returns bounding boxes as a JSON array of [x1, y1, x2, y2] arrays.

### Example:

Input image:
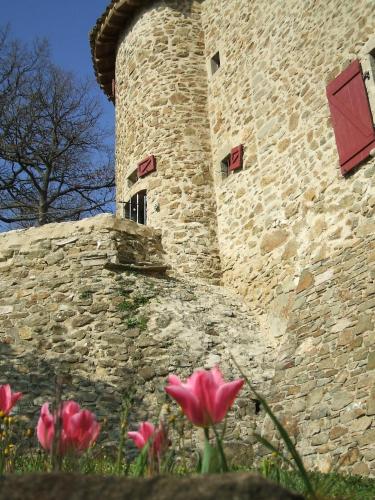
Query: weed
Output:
[[126, 316, 148, 331], [118, 295, 150, 313]]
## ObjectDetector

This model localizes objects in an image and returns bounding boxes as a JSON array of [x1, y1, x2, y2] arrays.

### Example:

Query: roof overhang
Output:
[[89, 0, 153, 101]]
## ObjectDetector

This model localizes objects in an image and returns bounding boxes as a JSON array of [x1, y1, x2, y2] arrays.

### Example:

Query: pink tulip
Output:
[[165, 366, 244, 427], [37, 403, 55, 451], [36, 401, 100, 455], [128, 421, 168, 457], [0, 384, 22, 416]]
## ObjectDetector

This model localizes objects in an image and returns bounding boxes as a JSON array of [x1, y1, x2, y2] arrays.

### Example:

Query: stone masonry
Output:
[[0, 215, 273, 457], [0, 0, 373, 476], [265, 236, 375, 476], [89, 0, 375, 474], [115, 0, 221, 281]]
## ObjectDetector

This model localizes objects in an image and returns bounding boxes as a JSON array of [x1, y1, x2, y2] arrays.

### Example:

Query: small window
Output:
[[220, 153, 231, 178], [123, 190, 147, 225], [253, 399, 261, 415], [127, 168, 138, 188], [211, 51, 221, 75], [369, 48, 375, 81]]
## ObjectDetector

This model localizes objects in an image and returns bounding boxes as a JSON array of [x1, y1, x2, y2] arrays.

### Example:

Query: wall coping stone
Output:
[[0, 214, 161, 252]]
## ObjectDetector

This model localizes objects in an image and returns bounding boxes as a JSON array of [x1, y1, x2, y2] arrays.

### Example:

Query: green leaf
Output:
[[201, 440, 221, 474], [133, 443, 149, 477], [211, 424, 229, 472], [254, 433, 295, 470]]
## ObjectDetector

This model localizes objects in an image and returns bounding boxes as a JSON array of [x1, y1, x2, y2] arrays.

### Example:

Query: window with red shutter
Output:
[[229, 145, 244, 171], [137, 155, 157, 178], [326, 60, 375, 175]]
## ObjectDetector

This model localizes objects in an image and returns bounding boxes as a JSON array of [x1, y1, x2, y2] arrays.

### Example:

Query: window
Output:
[[229, 145, 244, 171], [369, 47, 375, 82], [252, 399, 261, 415], [220, 153, 231, 178], [210, 51, 221, 76], [326, 60, 375, 175], [127, 168, 138, 188], [123, 190, 147, 225], [220, 145, 244, 178]]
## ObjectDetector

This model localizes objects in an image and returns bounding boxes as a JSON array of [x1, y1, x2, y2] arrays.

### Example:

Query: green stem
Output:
[[204, 427, 210, 441], [211, 425, 229, 472]]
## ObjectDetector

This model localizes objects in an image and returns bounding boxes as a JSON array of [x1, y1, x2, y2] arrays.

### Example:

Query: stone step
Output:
[[105, 260, 170, 275]]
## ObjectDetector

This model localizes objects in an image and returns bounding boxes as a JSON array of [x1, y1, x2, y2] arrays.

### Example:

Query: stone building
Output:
[[0, 0, 374, 478], [90, 0, 375, 321], [89, 0, 375, 474]]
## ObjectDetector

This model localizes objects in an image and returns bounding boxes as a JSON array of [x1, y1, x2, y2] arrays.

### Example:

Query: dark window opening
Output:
[[253, 399, 261, 415], [369, 48, 375, 81], [123, 190, 147, 225], [221, 153, 231, 178], [127, 169, 138, 188], [211, 51, 221, 75]]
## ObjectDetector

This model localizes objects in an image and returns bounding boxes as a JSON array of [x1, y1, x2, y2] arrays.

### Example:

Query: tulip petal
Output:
[[0, 385, 11, 414], [128, 431, 146, 449], [10, 391, 22, 409], [167, 374, 182, 385], [37, 403, 55, 451], [191, 371, 217, 426], [211, 366, 224, 386], [165, 385, 204, 426], [139, 421, 155, 441], [67, 409, 100, 452], [213, 379, 244, 423]]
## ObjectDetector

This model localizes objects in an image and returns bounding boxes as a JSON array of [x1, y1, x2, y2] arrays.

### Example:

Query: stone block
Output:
[[296, 270, 314, 293], [260, 230, 289, 254], [367, 352, 375, 370], [330, 392, 352, 411], [0, 473, 305, 500], [0, 306, 14, 315]]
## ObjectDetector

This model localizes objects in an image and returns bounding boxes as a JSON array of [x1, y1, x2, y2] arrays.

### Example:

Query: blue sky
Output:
[[1, 0, 114, 132]]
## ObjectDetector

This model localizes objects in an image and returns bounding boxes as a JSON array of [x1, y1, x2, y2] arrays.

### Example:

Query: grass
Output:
[[257, 464, 375, 500]]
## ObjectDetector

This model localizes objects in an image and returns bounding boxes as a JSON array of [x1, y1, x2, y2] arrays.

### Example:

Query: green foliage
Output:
[[118, 295, 150, 313], [200, 439, 222, 474], [117, 294, 150, 331], [115, 393, 134, 475], [257, 465, 375, 500], [126, 316, 148, 330]]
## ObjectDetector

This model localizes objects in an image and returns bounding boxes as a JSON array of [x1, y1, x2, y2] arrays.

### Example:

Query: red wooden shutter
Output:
[[229, 145, 244, 171], [326, 60, 375, 175], [138, 155, 157, 178]]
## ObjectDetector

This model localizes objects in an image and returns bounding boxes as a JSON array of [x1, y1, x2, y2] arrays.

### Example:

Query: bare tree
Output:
[[0, 28, 114, 228]]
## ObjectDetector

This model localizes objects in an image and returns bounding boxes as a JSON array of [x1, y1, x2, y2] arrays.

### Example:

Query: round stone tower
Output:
[[91, 0, 221, 281]]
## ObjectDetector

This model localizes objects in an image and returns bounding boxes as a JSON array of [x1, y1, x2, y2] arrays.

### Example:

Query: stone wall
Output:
[[1, 212, 374, 472], [201, 0, 375, 335], [263, 235, 375, 476], [112, 0, 375, 337], [0, 215, 272, 454], [115, 0, 221, 281]]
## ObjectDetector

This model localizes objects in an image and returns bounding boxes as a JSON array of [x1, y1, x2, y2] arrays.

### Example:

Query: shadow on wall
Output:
[[0, 341, 151, 448]]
